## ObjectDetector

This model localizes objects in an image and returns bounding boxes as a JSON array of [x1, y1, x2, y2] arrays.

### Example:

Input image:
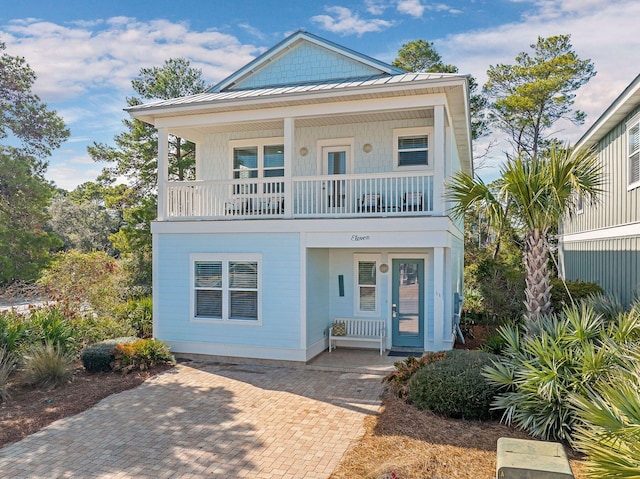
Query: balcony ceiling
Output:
[[171, 109, 434, 139]]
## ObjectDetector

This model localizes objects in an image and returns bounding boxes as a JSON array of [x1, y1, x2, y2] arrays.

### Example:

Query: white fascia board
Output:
[[153, 93, 449, 129], [151, 216, 460, 245], [559, 221, 640, 243]]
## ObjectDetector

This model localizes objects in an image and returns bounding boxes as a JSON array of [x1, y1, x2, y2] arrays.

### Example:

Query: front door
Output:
[[391, 259, 425, 348], [323, 146, 348, 208]]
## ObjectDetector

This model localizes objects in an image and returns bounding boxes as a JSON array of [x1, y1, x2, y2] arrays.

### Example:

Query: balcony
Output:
[[163, 171, 437, 220]]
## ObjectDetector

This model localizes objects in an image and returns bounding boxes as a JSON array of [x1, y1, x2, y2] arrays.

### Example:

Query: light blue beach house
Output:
[[127, 31, 472, 362]]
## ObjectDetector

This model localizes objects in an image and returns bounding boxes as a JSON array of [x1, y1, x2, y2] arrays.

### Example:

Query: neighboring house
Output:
[[559, 74, 640, 306], [127, 31, 472, 362]]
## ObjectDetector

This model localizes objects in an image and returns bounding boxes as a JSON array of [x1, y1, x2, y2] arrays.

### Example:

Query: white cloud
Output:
[[396, 0, 425, 17], [311, 6, 395, 36], [365, 0, 389, 15], [238, 23, 266, 41], [47, 155, 103, 190], [1, 17, 262, 102], [435, 0, 640, 179]]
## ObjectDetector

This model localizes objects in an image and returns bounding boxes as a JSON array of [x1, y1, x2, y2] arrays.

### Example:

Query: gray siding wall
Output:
[[563, 105, 640, 234], [561, 236, 640, 306]]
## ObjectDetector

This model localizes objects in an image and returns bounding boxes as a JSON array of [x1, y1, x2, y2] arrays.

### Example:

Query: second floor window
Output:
[[232, 139, 284, 179], [394, 127, 431, 169]]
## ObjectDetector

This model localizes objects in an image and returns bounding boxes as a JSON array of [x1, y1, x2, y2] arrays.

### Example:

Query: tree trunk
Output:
[[523, 228, 552, 325]]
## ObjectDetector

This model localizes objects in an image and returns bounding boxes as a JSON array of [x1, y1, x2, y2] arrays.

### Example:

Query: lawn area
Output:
[[331, 389, 587, 479]]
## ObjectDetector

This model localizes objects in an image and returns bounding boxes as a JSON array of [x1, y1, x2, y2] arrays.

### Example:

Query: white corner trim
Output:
[[560, 221, 640, 243]]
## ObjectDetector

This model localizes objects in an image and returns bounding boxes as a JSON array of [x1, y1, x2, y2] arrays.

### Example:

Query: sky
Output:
[[1, 0, 639, 190]]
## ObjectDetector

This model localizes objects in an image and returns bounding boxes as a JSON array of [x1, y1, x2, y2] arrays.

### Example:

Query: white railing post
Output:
[[433, 105, 445, 216], [157, 127, 169, 220]]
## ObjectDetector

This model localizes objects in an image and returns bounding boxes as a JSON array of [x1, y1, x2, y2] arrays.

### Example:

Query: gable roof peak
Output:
[[210, 30, 405, 93]]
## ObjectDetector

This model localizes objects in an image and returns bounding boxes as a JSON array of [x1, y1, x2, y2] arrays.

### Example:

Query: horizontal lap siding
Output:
[[155, 233, 301, 349], [563, 236, 640, 306], [563, 106, 640, 235]]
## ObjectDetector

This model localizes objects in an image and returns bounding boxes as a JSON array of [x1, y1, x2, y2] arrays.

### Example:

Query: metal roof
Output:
[[127, 72, 468, 113]]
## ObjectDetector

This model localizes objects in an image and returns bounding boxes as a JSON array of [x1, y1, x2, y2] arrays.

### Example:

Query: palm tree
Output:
[[448, 145, 604, 324]]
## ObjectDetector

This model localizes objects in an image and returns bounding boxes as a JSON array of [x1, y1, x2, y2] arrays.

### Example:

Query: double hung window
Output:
[[394, 127, 431, 169], [192, 254, 260, 322], [354, 255, 379, 315]]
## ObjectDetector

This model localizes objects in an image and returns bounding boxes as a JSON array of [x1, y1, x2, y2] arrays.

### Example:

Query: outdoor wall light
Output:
[[362, 143, 373, 153], [299, 147, 309, 156], [379, 263, 389, 273]]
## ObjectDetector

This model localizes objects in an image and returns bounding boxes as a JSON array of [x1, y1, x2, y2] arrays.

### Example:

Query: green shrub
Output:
[[480, 329, 509, 355], [483, 300, 640, 441], [22, 341, 72, 388], [0, 310, 29, 355], [409, 350, 499, 420], [382, 352, 445, 398], [0, 347, 15, 402], [111, 338, 174, 373], [70, 315, 136, 350], [38, 250, 122, 316], [114, 296, 153, 338], [551, 279, 604, 312], [464, 250, 525, 322], [571, 347, 640, 478], [28, 307, 76, 354], [80, 336, 137, 373]]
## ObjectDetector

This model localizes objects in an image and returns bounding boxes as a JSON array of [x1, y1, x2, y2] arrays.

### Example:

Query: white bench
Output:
[[328, 318, 386, 355]]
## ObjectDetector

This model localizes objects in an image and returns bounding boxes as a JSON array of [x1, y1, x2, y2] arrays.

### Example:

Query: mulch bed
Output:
[[0, 363, 172, 448], [330, 390, 587, 479]]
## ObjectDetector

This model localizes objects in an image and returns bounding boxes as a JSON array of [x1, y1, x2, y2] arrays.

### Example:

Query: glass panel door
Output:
[[391, 259, 424, 348], [323, 146, 348, 208]]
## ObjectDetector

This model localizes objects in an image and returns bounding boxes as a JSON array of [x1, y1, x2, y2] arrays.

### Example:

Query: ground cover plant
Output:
[[483, 298, 640, 443]]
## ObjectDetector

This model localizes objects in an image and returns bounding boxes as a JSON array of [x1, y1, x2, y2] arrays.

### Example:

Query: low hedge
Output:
[[409, 349, 499, 420], [80, 337, 137, 372]]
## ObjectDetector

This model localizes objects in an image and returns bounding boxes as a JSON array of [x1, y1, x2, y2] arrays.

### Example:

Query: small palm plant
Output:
[[570, 346, 640, 478], [483, 300, 639, 441]]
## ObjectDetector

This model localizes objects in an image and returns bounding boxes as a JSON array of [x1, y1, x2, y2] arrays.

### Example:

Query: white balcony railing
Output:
[[165, 171, 435, 219]]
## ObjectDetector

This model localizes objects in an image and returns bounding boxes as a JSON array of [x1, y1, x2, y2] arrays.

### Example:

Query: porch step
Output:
[[305, 349, 397, 376]]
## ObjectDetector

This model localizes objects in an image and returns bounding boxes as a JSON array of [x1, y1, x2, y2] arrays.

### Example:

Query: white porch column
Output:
[[157, 127, 169, 221], [284, 117, 294, 218], [433, 246, 445, 351], [433, 105, 445, 215]]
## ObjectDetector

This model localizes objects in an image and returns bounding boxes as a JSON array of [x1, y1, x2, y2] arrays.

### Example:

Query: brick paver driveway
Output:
[[0, 362, 383, 478]]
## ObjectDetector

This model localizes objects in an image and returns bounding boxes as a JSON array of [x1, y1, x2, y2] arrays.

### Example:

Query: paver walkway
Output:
[[0, 362, 384, 478]]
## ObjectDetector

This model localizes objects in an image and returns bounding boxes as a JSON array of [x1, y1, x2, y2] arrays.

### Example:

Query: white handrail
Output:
[[165, 171, 436, 219]]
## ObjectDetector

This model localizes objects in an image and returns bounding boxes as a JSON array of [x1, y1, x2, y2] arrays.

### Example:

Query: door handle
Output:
[[392, 303, 397, 318]]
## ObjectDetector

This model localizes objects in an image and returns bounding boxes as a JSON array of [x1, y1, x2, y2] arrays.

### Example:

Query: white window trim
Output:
[[393, 127, 433, 171], [229, 137, 285, 179], [316, 137, 354, 175], [627, 113, 640, 191], [190, 253, 262, 326], [353, 253, 380, 316]]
